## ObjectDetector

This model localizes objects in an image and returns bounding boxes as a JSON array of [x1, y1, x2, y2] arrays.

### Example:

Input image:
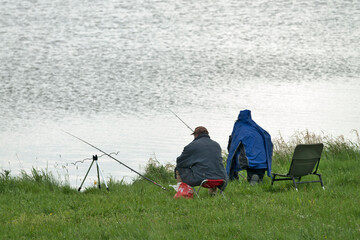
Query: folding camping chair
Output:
[[271, 143, 325, 191], [193, 179, 225, 198]]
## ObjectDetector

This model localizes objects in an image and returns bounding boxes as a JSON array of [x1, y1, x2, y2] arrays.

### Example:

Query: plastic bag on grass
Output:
[[173, 182, 194, 199]]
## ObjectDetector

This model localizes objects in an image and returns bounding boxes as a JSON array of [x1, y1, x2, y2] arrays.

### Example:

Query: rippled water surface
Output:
[[1, 0, 359, 188]]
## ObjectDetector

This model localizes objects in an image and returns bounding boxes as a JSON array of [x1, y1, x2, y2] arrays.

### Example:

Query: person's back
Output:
[[176, 126, 227, 189], [226, 110, 273, 184], [240, 126, 268, 170]]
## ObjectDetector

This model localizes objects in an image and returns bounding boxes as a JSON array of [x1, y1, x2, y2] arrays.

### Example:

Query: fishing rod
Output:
[[62, 130, 168, 191], [167, 107, 194, 133]]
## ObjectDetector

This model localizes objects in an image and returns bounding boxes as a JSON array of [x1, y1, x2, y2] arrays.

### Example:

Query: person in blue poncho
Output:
[[226, 110, 273, 184]]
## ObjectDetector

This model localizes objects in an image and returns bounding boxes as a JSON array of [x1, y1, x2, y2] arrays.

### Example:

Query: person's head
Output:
[[191, 126, 209, 138]]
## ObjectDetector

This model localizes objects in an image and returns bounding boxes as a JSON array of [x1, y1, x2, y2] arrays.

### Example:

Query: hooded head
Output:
[[238, 109, 252, 123]]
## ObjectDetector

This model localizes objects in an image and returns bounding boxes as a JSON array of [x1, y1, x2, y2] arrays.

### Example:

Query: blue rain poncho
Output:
[[226, 110, 273, 180]]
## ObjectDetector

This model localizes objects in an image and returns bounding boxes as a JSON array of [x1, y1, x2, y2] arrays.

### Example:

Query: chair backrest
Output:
[[288, 143, 324, 177]]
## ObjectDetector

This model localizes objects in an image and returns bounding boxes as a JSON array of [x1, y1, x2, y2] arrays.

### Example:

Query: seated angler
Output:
[[226, 110, 273, 185], [175, 126, 228, 196]]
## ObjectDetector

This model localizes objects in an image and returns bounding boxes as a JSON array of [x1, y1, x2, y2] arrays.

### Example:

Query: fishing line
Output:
[[62, 130, 168, 191], [71, 151, 120, 166]]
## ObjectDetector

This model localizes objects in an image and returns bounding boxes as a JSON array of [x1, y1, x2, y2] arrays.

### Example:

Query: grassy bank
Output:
[[0, 131, 359, 239]]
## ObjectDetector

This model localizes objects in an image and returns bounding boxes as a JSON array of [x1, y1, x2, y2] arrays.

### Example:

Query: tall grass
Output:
[[273, 129, 359, 167], [0, 131, 359, 239]]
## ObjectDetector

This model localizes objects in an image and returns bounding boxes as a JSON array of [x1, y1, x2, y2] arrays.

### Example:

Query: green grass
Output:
[[0, 131, 359, 239]]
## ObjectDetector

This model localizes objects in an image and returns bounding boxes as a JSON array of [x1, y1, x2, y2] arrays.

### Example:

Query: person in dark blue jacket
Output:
[[175, 126, 228, 193], [226, 110, 273, 184]]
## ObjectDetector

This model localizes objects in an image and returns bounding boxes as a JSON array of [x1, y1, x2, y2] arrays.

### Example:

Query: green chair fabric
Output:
[[271, 143, 325, 191]]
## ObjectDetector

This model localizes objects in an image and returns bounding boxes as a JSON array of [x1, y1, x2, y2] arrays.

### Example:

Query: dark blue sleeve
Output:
[[176, 145, 193, 168]]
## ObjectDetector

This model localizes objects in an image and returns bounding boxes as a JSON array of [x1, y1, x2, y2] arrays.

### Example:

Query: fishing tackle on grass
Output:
[[63, 130, 168, 191]]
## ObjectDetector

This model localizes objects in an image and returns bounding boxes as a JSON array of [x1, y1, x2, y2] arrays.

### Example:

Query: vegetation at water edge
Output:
[[0, 131, 359, 239]]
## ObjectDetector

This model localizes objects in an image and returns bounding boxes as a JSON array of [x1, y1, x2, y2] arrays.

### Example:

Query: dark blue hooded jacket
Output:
[[226, 110, 273, 179], [176, 134, 228, 189]]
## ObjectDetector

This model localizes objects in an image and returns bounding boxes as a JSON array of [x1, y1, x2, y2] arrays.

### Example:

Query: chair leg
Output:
[[195, 180, 207, 197], [192, 187, 200, 197], [219, 190, 226, 199], [271, 175, 275, 185], [196, 186, 202, 196], [318, 174, 325, 190], [292, 177, 298, 191]]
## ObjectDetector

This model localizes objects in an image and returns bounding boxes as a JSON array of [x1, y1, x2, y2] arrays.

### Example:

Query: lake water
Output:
[[1, 0, 359, 189]]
